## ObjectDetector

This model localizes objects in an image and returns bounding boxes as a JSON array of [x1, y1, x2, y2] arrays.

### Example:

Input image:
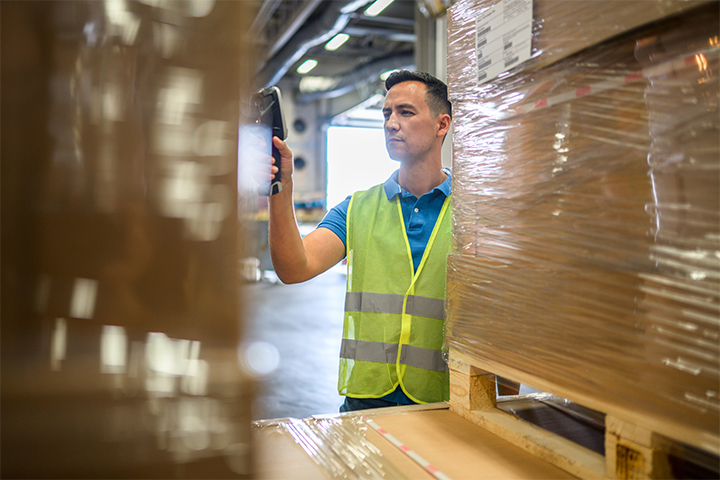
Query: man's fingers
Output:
[[273, 136, 293, 159], [272, 135, 286, 149]]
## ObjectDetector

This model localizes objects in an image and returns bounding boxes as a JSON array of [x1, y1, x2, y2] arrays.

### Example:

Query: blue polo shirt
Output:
[[318, 168, 452, 404]]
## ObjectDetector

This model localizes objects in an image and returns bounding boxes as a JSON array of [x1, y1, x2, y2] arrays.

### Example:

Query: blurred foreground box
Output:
[[1, 1, 258, 477]]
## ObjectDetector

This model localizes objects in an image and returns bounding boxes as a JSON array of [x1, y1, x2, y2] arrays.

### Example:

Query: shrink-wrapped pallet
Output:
[[446, 0, 719, 453]]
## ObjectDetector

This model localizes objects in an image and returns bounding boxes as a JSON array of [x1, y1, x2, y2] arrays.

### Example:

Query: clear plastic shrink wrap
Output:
[[446, 0, 719, 449], [254, 416, 410, 480]]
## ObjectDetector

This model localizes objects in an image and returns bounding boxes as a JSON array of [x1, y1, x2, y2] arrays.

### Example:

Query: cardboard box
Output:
[[447, 0, 719, 453]]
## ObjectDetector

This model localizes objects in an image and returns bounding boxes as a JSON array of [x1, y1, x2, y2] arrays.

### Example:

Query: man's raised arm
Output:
[[268, 136, 346, 284]]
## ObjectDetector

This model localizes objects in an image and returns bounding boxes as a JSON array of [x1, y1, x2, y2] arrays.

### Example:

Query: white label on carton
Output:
[[475, 0, 533, 84]]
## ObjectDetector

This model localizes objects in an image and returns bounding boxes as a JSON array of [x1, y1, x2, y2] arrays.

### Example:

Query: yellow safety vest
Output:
[[338, 184, 452, 404]]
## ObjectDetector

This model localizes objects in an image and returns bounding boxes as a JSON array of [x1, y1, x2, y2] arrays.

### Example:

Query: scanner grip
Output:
[[270, 142, 283, 195]]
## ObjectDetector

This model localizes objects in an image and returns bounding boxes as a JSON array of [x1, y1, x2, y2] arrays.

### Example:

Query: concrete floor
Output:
[[244, 265, 347, 420]]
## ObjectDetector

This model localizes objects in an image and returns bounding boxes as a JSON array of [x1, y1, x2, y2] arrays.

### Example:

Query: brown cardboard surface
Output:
[[370, 409, 578, 479], [530, 0, 711, 70], [253, 414, 433, 480], [448, 0, 711, 74], [253, 405, 578, 479], [363, 426, 436, 479], [254, 427, 330, 480]]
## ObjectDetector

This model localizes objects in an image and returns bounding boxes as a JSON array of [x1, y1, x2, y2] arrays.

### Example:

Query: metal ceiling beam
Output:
[[248, 0, 283, 39], [343, 25, 416, 43], [348, 12, 415, 27], [264, 0, 324, 61], [257, 0, 365, 88]]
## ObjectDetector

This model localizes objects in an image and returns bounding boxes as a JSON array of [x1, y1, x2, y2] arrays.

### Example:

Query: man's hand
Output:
[[271, 135, 294, 190]]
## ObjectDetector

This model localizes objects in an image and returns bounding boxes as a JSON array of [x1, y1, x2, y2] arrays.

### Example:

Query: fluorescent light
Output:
[[365, 0, 394, 17], [299, 76, 341, 93], [380, 69, 398, 81], [325, 33, 350, 51], [296, 59, 318, 74]]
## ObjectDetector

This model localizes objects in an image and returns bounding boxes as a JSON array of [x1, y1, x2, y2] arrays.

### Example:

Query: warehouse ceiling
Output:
[[250, 0, 420, 103]]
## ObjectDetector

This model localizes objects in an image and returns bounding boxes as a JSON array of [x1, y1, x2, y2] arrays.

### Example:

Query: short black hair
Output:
[[385, 70, 452, 119]]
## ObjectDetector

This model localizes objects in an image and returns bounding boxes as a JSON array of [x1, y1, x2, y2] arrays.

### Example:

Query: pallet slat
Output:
[[448, 349, 718, 480], [605, 416, 673, 480]]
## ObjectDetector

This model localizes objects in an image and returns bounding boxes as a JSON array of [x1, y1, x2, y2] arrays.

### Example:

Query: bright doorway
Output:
[[326, 126, 397, 209]]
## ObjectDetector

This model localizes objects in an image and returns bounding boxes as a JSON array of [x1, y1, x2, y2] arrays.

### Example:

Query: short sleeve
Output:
[[317, 195, 352, 248]]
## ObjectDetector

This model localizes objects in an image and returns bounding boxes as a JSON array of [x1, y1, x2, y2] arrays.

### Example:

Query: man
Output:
[[268, 70, 452, 411]]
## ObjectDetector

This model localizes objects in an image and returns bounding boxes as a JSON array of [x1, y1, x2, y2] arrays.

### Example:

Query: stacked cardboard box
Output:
[[1, 1, 257, 477], [447, 0, 719, 452]]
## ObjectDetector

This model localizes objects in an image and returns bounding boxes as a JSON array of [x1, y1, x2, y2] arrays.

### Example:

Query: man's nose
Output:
[[385, 112, 399, 130]]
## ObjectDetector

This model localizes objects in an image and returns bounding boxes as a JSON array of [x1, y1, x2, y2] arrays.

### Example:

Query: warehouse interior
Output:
[[2, 0, 719, 479]]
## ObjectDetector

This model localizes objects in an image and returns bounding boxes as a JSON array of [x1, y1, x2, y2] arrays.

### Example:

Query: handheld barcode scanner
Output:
[[251, 86, 288, 196]]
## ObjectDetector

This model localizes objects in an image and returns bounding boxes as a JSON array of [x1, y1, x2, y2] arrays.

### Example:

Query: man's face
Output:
[[382, 81, 442, 163]]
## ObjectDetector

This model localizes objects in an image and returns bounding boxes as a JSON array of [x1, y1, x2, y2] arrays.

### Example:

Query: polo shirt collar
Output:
[[384, 168, 452, 201]]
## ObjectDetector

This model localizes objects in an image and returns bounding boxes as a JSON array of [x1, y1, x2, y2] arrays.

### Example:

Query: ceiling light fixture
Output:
[[325, 33, 350, 51], [365, 0, 394, 17], [296, 59, 318, 75]]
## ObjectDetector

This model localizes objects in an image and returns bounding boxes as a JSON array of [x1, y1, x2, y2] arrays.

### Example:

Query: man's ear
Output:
[[436, 113, 451, 138]]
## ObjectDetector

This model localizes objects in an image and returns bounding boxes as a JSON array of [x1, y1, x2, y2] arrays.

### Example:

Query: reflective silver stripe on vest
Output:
[[400, 344, 449, 373], [345, 292, 404, 314], [405, 295, 445, 321], [340, 339, 448, 373], [345, 292, 445, 320], [340, 339, 398, 364]]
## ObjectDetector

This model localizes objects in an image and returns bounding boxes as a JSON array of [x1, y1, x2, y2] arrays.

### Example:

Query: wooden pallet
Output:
[[448, 348, 718, 480]]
